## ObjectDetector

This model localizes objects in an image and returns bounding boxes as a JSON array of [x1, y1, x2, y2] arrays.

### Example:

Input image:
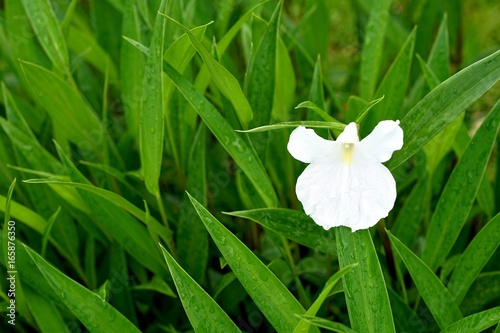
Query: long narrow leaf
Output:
[[160, 246, 240, 333], [162, 16, 253, 127], [188, 194, 313, 333], [24, 245, 142, 333], [421, 99, 500, 270], [387, 49, 500, 170], [447, 213, 500, 303], [359, 0, 390, 99], [163, 61, 277, 207], [140, 0, 167, 195], [388, 231, 463, 329], [439, 307, 500, 333], [336, 227, 395, 333], [20, 0, 69, 73], [226, 208, 337, 256]]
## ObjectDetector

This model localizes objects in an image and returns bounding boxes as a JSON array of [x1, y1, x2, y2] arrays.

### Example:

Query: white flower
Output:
[[287, 121, 403, 232]]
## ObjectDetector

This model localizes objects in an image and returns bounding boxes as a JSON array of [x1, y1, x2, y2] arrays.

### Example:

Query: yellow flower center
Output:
[[342, 142, 354, 164]]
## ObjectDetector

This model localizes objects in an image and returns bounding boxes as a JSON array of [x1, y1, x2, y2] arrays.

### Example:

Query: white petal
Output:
[[295, 144, 397, 231], [336, 122, 359, 143], [359, 120, 403, 163], [287, 126, 335, 163]]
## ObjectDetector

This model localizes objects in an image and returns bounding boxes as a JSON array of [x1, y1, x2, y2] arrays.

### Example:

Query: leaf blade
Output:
[[387, 49, 500, 170], [189, 194, 308, 333], [336, 227, 395, 333], [160, 246, 240, 333], [388, 231, 463, 329], [421, 99, 500, 271]]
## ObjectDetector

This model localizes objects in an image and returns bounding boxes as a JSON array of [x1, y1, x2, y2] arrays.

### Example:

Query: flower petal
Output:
[[287, 126, 335, 163], [296, 145, 397, 231], [336, 122, 359, 143], [359, 120, 403, 163]]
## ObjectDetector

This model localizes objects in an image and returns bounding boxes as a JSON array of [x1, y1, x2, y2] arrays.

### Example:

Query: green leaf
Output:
[[421, 99, 500, 271], [164, 23, 208, 171], [246, 0, 282, 128], [188, 194, 311, 333], [24, 286, 68, 333], [163, 61, 278, 207], [20, 61, 104, 154], [226, 208, 337, 256], [460, 272, 500, 315], [296, 101, 337, 122], [391, 177, 429, 249], [417, 54, 441, 89], [359, 0, 391, 99], [345, 96, 368, 124], [293, 264, 358, 333], [273, 35, 296, 121], [140, 0, 167, 195], [447, 213, 500, 303], [160, 246, 241, 333], [363, 28, 415, 134], [132, 275, 176, 298], [0, 194, 46, 235], [355, 95, 385, 124], [24, 178, 171, 255], [193, 1, 268, 94], [439, 307, 500, 333], [336, 227, 395, 333], [295, 316, 357, 333], [20, 0, 69, 73], [120, 0, 144, 139], [388, 288, 426, 333], [404, 13, 449, 113], [108, 244, 138, 325], [162, 16, 253, 128], [238, 121, 345, 133], [427, 14, 450, 82], [177, 124, 208, 283], [67, 26, 118, 81], [387, 49, 500, 170], [388, 231, 463, 329], [453, 124, 496, 218], [24, 245, 142, 333]]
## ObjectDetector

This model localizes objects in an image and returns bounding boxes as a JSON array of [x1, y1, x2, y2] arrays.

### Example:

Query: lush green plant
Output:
[[0, 0, 499, 332]]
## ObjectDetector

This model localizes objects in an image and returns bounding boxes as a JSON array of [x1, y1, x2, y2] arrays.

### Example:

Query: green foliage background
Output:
[[0, 0, 499, 332]]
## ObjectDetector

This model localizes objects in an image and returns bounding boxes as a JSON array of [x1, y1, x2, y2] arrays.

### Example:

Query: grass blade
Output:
[[439, 307, 500, 333], [162, 16, 253, 128], [363, 28, 416, 134], [226, 208, 337, 256], [295, 316, 357, 333], [177, 124, 208, 283], [24, 245, 142, 333], [160, 246, 241, 333], [120, 0, 144, 139], [293, 264, 358, 333], [188, 194, 312, 333], [19, 61, 104, 155], [246, 0, 281, 128], [388, 231, 463, 329], [421, 99, 500, 271], [359, 0, 391, 99], [447, 213, 500, 303], [238, 121, 345, 133], [140, 0, 167, 195], [163, 61, 277, 207], [336, 227, 395, 333], [20, 0, 69, 73], [24, 286, 68, 333], [387, 49, 500, 170]]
